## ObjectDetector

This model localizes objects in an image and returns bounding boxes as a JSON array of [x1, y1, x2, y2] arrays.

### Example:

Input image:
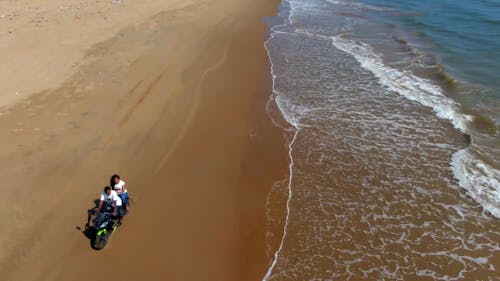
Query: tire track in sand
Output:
[[154, 43, 228, 173]]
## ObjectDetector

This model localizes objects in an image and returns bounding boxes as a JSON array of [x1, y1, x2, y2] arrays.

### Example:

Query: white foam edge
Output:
[[327, 35, 500, 219], [451, 149, 500, 218], [329, 35, 474, 133], [262, 1, 300, 279], [323, 0, 392, 11]]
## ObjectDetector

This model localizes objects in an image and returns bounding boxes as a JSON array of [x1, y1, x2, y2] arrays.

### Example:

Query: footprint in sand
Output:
[[11, 128, 25, 134], [0, 110, 11, 117], [74, 82, 95, 94], [10, 122, 25, 134]]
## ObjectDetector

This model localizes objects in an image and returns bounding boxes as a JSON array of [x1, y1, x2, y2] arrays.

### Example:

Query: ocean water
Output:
[[263, 0, 500, 280]]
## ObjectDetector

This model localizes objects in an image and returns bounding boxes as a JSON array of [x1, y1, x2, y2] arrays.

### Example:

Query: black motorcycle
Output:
[[92, 203, 128, 250]]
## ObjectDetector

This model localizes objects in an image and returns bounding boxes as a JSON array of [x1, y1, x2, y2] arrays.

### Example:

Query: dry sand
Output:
[[0, 0, 188, 107], [0, 0, 288, 280]]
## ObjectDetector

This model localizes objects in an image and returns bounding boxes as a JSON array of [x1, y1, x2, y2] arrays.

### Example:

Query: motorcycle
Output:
[[92, 203, 127, 250]]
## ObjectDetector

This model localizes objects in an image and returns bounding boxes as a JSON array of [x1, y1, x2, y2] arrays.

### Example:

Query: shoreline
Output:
[[259, 0, 500, 279], [0, 0, 287, 280]]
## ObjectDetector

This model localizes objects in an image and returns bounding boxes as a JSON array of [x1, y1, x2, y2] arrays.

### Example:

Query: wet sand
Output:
[[0, 0, 287, 280]]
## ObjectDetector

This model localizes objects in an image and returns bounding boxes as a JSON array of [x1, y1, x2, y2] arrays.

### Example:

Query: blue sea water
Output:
[[351, 0, 500, 219], [361, 0, 500, 97]]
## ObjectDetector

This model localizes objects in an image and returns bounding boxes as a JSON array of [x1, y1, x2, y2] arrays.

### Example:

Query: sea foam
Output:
[[330, 35, 500, 218]]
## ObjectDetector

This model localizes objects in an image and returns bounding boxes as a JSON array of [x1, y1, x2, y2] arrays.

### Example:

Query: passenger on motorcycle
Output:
[[96, 186, 122, 217], [111, 174, 128, 211]]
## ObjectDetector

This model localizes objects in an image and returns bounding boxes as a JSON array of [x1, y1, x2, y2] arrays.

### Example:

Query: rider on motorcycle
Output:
[[111, 174, 128, 212], [96, 186, 122, 217]]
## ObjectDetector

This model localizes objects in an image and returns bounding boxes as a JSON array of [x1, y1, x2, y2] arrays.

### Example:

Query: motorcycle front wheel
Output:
[[93, 230, 109, 250]]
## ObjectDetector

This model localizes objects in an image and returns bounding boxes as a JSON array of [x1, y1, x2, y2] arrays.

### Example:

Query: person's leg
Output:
[[120, 193, 128, 211], [117, 193, 128, 225], [114, 205, 124, 226]]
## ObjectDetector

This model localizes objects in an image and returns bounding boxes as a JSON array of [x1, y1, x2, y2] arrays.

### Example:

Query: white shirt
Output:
[[114, 180, 127, 194], [100, 190, 122, 206]]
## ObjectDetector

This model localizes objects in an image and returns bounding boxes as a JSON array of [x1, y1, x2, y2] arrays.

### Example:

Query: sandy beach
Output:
[[0, 0, 287, 280]]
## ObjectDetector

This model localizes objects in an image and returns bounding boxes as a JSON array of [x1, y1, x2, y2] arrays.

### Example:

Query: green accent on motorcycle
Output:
[[97, 229, 107, 236]]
